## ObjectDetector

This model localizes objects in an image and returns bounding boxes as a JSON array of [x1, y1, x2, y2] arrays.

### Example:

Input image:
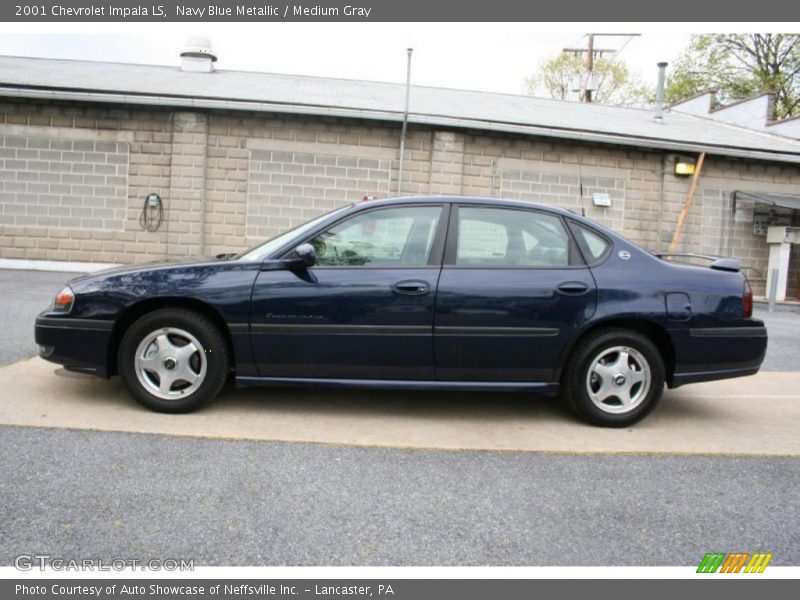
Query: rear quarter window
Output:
[[571, 222, 611, 265]]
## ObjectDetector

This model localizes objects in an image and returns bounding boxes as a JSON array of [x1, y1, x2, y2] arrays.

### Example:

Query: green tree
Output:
[[666, 34, 800, 119], [526, 52, 652, 106]]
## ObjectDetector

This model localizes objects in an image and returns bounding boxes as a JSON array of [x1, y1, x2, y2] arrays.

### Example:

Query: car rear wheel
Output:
[[118, 308, 229, 413], [563, 328, 664, 427]]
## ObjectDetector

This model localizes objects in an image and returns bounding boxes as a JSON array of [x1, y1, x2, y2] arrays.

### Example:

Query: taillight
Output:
[[743, 279, 753, 318]]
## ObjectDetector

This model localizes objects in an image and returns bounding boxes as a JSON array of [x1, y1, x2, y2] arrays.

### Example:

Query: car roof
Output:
[[356, 196, 581, 219], [353, 195, 631, 245]]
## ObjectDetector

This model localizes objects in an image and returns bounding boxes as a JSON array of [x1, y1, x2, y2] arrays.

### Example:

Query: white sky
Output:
[[0, 23, 796, 98], [0, 23, 695, 98]]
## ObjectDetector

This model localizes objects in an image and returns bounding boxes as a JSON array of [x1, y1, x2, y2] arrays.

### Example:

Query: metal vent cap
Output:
[[180, 36, 217, 62]]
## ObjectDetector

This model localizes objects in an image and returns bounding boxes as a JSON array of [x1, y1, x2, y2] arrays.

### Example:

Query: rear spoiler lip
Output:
[[654, 252, 741, 273]]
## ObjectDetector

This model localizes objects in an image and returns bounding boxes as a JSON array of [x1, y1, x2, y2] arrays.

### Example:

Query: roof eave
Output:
[[3, 85, 800, 165]]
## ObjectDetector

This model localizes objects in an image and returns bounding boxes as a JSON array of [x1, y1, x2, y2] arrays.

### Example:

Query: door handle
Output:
[[556, 281, 590, 296], [392, 279, 431, 295]]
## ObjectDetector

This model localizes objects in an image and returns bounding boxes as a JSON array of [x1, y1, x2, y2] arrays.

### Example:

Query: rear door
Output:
[[249, 203, 448, 380], [434, 204, 597, 382]]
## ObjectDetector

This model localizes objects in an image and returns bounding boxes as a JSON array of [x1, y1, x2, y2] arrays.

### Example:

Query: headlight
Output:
[[52, 287, 75, 313]]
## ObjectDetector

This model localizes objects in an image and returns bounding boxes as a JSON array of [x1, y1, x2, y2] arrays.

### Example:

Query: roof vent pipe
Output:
[[655, 62, 668, 121], [180, 36, 217, 73]]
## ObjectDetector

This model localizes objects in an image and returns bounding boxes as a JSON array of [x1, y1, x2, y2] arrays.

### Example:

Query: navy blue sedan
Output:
[[35, 197, 767, 426]]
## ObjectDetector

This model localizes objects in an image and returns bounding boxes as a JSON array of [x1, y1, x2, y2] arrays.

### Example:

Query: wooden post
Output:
[[668, 152, 706, 254]]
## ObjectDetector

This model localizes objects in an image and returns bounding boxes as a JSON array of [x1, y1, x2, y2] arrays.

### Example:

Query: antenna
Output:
[[578, 158, 587, 217]]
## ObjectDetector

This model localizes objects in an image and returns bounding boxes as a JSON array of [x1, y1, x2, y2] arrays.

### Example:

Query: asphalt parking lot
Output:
[[0, 269, 83, 366], [1, 426, 798, 566], [1, 268, 799, 566]]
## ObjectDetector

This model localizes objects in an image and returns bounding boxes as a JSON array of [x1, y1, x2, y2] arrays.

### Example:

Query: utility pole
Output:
[[563, 33, 640, 103], [585, 34, 594, 103]]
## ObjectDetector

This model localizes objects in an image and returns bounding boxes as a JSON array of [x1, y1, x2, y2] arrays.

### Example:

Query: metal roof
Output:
[[735, 191, 800, 210], [3, 55, 800, 164]]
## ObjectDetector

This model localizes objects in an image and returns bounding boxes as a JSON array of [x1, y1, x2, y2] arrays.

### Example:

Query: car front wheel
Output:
[[564, 328, 665, 427], [118, 308, 229, 413]]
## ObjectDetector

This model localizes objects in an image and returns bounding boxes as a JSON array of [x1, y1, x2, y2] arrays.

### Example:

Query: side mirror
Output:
[[289, 243, 316, 269]]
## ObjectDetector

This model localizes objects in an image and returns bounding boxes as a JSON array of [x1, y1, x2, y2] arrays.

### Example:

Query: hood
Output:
[[66, 255, 238, 285]]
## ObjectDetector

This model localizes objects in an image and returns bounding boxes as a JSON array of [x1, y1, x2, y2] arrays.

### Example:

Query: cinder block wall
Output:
[[2, 99, 799, 297]]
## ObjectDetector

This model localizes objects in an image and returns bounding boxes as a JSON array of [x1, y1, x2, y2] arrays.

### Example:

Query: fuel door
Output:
[[665, 292, 692, 321]]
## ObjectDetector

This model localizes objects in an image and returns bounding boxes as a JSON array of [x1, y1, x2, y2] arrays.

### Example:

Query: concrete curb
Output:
[[2, 357, 799, 456], [0, 258, 116, 273]]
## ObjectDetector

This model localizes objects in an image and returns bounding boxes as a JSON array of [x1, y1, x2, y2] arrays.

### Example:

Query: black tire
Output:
[[118, 308, 229, 413], [563, 328, 665, 427]]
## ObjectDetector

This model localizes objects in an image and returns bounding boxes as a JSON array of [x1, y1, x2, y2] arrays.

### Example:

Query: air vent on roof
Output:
[[180, 36, 217, 73], [654, 62, 668, 121]]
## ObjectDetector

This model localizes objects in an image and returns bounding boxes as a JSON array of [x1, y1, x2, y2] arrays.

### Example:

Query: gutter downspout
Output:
[[397, 48, 413, 195]]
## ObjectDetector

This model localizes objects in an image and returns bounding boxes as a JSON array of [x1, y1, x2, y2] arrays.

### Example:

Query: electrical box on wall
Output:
[[766, 226, 800, 244], [592, 192, 611, 207], [139, 192, 164, 232], [753, 206, 792, 235]]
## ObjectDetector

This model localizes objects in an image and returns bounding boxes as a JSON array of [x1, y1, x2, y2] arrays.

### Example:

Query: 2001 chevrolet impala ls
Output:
[[35, 197, 767, 427]]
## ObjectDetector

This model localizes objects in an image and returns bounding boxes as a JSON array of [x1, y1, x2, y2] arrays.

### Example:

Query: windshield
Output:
[[238, 205, 353, 261]]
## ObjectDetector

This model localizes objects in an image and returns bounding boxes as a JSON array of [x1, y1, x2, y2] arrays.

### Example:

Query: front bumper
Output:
[[34, 314, 114, 378]]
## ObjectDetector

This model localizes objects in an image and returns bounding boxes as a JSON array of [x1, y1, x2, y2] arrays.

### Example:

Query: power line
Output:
[[563, 33, 641, 103], [605, 35, 637, 68]]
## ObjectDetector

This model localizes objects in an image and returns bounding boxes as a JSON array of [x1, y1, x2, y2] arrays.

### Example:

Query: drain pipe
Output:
[[397, 48, 413, 195], [655, 62, 668, 121]]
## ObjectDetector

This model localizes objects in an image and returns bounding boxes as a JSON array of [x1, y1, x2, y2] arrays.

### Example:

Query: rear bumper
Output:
[[669, 324, 767, 388], [670, 365, 762, 387], [34, 314, 113, 378]]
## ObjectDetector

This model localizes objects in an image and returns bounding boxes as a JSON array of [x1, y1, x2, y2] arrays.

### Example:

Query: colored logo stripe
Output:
[[719, 553, 749, 573], [744, 553, 773, 573], [697, 553, 726, 573], [697, 552, 773, 573]]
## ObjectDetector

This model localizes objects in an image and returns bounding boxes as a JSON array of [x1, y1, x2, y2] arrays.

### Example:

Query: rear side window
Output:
[[571, 223, 611, 264], [454, 207, 573, 268]]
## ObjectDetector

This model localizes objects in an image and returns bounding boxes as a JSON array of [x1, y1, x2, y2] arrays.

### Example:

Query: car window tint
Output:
[[575, 225, 610, 261], [310, 206, 441, 267], [458, 219, 508, 261], [456, 207, 569, 268]]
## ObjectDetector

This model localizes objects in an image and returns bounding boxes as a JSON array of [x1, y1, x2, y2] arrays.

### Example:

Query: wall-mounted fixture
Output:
[[592, 192, 611, 207], [139, 192, 164, 231], [674, 158, 697, 176]]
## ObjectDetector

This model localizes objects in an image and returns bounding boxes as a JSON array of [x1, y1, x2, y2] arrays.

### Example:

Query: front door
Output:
[[435, 204, 597, 382], [250, 203, 446, 380]]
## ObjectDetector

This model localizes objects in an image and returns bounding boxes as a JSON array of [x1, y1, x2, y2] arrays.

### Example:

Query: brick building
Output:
[[1, 48, 799, 297]]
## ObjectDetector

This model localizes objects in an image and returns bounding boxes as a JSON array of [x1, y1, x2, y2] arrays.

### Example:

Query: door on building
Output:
[[434, 204, 597, 382], [249, 203, 447, 380]]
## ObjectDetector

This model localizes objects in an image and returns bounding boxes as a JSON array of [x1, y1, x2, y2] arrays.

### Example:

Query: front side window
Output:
[[307, 206, 442, 267], [455, 206, 571, 268]]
